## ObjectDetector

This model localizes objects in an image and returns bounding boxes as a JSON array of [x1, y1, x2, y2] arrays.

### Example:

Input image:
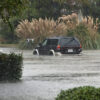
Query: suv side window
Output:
[[60, 38, 72, 46], [42, 39, 48, 46], [47, 39, 58, 46]]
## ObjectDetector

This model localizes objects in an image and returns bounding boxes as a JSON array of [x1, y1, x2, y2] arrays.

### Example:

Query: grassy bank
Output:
[[0, 44, 18, 48]]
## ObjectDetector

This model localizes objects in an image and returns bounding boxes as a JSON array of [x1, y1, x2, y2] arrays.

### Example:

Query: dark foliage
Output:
[[56, 86, 100, 100], [67, 24, 99, 49], [0, 53, 23, 81]]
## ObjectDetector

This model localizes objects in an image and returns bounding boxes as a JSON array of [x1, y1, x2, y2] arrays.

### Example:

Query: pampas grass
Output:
[[59, 13, 100, 31], [16, 13, 100, 49], [59, 13, 100, 49], [16, 18, 67, 42]]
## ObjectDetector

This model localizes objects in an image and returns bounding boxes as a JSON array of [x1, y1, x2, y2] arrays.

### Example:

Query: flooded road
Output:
[[0, 48, 100, 100]]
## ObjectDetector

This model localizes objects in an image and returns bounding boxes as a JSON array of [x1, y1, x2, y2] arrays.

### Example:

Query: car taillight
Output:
[[80, 44, 82, 48], [57, 45, 61, 50]]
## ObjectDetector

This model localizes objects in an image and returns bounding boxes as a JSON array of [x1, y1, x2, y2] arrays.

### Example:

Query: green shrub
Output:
[[98, 24, 100, 33], [67, 24, 100, 49], [56, 86, 100, 100], [0, 53, 23, 81]]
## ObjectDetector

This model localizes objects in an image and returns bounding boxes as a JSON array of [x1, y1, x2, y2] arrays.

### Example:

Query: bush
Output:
[[56, 86, 100, 100], [0, 53, 23, 81], [67, 24, 100, 49]]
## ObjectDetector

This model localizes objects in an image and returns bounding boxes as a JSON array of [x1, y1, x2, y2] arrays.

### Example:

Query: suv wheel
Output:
[[33, 49, 39, 55], [49, 50, 55, 56], [76, 51, 80, 54]]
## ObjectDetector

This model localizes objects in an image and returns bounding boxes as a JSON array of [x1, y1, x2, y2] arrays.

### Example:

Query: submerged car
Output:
[[33, 37, 82, 55]]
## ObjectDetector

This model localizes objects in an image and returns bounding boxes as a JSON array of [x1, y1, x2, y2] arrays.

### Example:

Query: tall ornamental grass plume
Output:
[[67, 24, 100, 49], [16, 18, 67, 42], [15, 20, 33, 39], [58, 13, 100, 31], [58, 13, 78, 29], [59, 13, 100, 49]]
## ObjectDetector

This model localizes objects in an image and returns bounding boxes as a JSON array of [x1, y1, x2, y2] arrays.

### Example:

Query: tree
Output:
[[54, 0, 100, 20], [90, 0, 100, 19], [29, 0, 62, 19], [0, 0, 29, 42], [0, 0, 29, 31]]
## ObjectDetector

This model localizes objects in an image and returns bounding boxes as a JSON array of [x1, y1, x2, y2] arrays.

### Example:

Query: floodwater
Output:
[[0, 48, 100, 100]]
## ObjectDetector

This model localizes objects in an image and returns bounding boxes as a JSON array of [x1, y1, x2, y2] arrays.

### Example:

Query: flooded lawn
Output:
[[0, 48, 100, 100]]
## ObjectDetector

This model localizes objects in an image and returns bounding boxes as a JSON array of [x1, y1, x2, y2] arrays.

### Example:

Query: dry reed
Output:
[[16, 18, 67, 42]]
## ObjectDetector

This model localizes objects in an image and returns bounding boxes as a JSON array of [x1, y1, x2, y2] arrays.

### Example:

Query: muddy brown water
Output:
[[0, 48, 100, 100]]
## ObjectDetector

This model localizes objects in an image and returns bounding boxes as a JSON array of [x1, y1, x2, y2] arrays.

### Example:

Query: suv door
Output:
[[38, 39, 58, 55], [47, 39, 58, 51], [38, 39, 49, 55]]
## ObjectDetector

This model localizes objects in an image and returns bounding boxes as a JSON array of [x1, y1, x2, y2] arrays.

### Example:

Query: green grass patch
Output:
[[0, 44, 18, 48]]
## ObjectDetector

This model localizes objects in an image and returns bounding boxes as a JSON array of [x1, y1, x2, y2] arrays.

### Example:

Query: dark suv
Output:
[[33, 37, 82, 55]]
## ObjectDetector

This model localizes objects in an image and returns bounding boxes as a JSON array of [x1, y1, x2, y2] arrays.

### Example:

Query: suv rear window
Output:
[[47, 39, 58, 46], [60, 38, 79, 46]]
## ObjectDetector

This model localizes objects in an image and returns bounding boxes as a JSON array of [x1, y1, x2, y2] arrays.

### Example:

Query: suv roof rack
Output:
[[47, 36, 75, 39]]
